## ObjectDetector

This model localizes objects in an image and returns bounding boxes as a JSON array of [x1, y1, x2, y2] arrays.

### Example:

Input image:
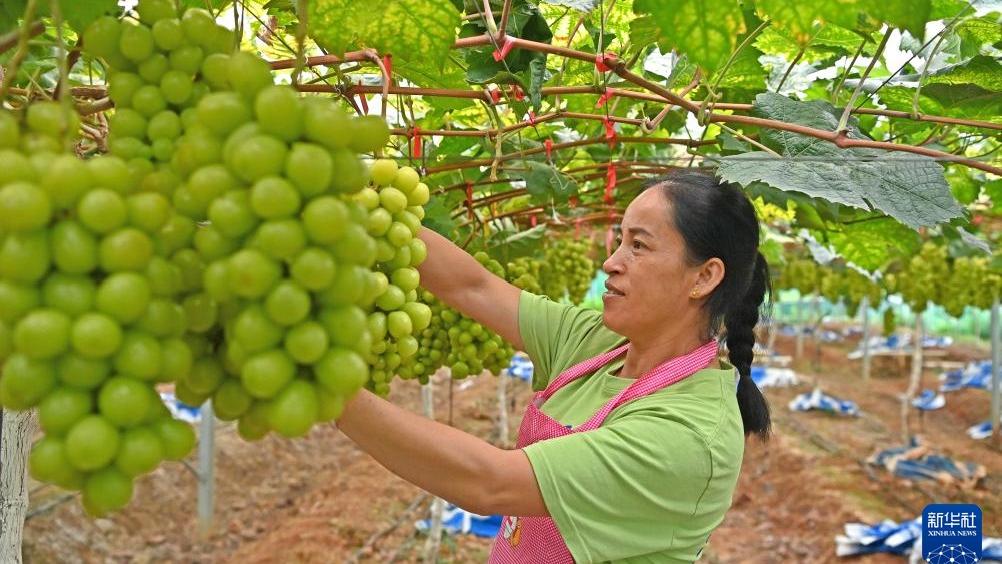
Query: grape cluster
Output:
[[819, 268, 881, 318], [354, 159, 432, 396], [83, 0, 234, 183], [0, 105, 196, 516], [776, 258, 821, 296], [409, 291, 449, 384], [406, 253, 513, 386], [895, 243, 950, 313], [162, 56, 392, 440], [943, 256, 1001, 317], [540, 238, 596, 303], [506, 256, 543, 295]]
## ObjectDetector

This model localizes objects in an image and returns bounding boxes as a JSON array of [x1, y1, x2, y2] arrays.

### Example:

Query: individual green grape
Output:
[[120, 23, 155, 62], [0, 181, 51, 231], [169, 45, 204, 74], [285, 143, 332, 197], [83, 16, 124, 59], [65, 415, 121, 471], [0, 231, 50, 283], [160, 70, 194, 105], [201, 53, 231, 90], [226, 51, 274, 100], [348, 116, 390, 153], [152, 18, 184, 51], [254, 85, 303, 141], [132, 85, 168, 118]]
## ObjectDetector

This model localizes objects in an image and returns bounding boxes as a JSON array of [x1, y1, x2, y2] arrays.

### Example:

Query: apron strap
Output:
[[536, 343, 630, 402], [578, 339, 719, 430]]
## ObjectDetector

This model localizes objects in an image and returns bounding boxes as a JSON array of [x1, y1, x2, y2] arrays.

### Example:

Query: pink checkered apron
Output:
[[488, 339, 719, 563]]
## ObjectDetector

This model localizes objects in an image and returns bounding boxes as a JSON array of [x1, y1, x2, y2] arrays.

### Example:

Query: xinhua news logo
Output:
[[922, 504, 982, 563]]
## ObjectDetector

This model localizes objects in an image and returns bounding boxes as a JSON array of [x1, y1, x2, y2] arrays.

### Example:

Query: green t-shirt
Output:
[[518, 291, 745, 563]]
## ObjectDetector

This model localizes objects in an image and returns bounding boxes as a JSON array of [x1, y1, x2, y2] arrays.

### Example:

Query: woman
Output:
[[336, 169, 771, 563]]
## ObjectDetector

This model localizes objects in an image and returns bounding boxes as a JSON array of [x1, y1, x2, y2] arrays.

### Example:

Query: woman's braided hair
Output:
[[645, 170, 771, 438]]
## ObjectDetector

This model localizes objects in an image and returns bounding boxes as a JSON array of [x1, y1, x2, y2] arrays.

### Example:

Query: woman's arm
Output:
[[337, 388, 548, 517], [417, 227, 524, 351]]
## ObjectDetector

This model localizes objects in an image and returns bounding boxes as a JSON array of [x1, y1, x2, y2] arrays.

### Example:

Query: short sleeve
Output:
[[517, 291, 609, 391], [522, 414, 713, 562]]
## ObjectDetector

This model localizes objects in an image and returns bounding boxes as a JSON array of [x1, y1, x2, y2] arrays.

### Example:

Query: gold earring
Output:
[[690, 289, 699, 298]]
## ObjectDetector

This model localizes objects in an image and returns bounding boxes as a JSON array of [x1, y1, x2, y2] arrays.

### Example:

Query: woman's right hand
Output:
[[417, 227, 524, 351]]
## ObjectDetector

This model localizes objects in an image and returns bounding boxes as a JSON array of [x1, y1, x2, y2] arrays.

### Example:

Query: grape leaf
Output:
[[754, 25, 862, 61], [718, 150, 961, 229], [826, 219, 921, 270], [631, 0, 745, 72], [930, 0, 971, 19], [985, 179, 1002, 212], [755, 0, 931, 39], [877, 84, 1002, 123], [949, 225, 991, 254], [0, 0, 119, 32], [752, 92, 868, 155], [720, 93, 961, 229], [867, 0, 932, 38], [924, 55, 1002, 92], [180, 0, 234, 10], [527, 55, 548, 109], [514, 161, 578, 204], [712, 45, 767, 90], [309, 0, 460, 65], [395, 57, 470, 90], [423, 192, 463, 236], [956, 14, 1002, 45], [488, 224, 547, 263], [628, 15, 660, 49]]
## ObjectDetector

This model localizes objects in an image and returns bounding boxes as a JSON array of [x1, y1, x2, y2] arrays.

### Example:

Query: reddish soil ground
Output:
[[22, 331, 1001, 563]]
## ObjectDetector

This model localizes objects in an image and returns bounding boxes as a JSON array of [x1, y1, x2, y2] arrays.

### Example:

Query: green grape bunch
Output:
[[410, 290, 451, 384], [506, 255, 543, 295], [818, 267, 880, 318], [154, 40, 391, 441], [0, 105, 196, 517], [84, 1, 235, 178], [540, 238, 596, 303], [896, 242, 950, 313], [777, 258, 820, 295], [942, 256, 997, 317], [353, 159, 431, 396], [409, 254, 514, 386], [842, 269, 881, 318]]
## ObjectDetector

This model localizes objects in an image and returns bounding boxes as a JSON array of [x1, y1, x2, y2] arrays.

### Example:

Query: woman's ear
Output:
[[695, 257, 725, 296]]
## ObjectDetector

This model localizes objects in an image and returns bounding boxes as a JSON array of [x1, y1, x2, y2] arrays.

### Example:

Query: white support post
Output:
[[860, 296, 871, 382], [422, 374, 445, 563], [902, 313, 924, 443], [990, 298, 1000, 441], [0, 409, 36, 564], [197, 401, 215, 537]]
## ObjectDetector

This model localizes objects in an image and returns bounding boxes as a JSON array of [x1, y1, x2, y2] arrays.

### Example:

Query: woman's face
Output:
[[601, 189, 711, 340]]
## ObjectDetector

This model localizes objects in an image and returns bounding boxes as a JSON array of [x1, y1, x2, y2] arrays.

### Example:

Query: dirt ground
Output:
[[22, 330, 1001, 563]]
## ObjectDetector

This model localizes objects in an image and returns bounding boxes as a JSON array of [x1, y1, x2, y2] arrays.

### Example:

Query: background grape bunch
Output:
[[540, 238, 597, 303]]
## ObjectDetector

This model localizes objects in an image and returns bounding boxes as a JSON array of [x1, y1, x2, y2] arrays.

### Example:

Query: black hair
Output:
[[643, 170, 772, 439]]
